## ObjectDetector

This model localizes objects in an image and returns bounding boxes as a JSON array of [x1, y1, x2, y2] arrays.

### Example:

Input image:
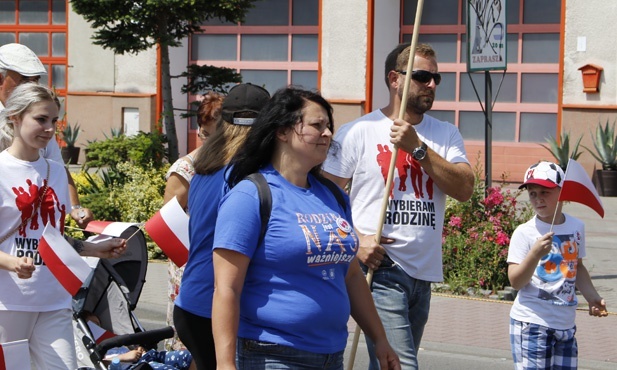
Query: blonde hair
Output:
[[193, 119, 252, 175], [0, 83, 60, 151]]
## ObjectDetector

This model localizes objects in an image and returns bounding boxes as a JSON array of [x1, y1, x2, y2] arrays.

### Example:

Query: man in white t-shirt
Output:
[[323, 43, 474, 369], [0, 43, 93, 227]]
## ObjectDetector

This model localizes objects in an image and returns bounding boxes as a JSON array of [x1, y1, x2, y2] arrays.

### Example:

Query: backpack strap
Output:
[[246, 173, 347, 242], [315, 176, 347, 214], [246, 173, 272, 241]]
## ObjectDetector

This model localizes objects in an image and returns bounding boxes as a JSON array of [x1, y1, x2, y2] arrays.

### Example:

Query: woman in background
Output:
[[163, 92, 223, 350], [173, 83, 270, 369]]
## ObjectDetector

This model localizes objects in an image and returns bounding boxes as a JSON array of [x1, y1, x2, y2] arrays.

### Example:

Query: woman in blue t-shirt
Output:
[[172, 83, 271, 370], [212, 87, 400, 370]]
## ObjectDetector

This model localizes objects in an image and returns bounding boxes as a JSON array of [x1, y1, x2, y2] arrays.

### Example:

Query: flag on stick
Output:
[[144, 196, 190, 267], [38, 224, 93, 296], [87, 321, 116, 344], [85, 221, 140, 237], [0, 339, 30, 370], [559, 159, 604, 218]]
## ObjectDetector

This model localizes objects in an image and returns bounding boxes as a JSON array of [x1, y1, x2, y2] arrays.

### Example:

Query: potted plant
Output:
[[540, 131, 583, 171], [583, 120, 617, 196], [60, 122, 82, 165]]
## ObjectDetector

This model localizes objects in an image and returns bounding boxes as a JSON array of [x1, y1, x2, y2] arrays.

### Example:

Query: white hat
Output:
[[0, 43, 47, 77], [519, 161, 564, 189]]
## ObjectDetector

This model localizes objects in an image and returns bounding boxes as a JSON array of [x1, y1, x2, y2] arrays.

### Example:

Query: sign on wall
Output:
[[467, 0, 507, 71]]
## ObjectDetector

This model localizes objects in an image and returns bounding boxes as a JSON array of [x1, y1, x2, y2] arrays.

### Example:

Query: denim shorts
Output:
[[237, 337, 344, 369]]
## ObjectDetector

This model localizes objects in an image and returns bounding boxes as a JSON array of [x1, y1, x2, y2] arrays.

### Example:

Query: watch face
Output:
[[413, 147, 426, 160]]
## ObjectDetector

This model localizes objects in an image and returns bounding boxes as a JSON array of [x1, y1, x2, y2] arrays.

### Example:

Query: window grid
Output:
[[0, 0, 68, 96], [401, 0, 560, 144], [187, 0, 320, 149]]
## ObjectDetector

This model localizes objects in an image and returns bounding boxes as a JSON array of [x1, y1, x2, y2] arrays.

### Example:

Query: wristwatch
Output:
[[71, 204, 86, 219], [412, 142, 428, 161]]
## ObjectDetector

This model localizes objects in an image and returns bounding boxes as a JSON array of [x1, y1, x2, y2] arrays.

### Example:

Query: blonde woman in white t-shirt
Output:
[[0, 83, 127, 369]]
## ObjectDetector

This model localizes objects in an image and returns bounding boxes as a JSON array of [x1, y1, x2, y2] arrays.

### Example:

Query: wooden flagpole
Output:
[[346, 0, 426, 368]]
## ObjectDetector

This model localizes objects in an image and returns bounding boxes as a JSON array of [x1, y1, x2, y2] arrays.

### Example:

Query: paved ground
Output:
[[134, 196, 617, 369]]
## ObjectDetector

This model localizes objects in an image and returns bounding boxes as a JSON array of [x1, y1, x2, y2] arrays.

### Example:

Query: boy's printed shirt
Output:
[[532, 231, 582, 306], [508, 214, 585, 329]]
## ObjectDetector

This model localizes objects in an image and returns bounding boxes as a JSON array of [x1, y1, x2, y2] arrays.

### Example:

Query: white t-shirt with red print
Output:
[[323, 110, 469, 282], [507, 214, 586, 330], [0, 149, 71, 311]]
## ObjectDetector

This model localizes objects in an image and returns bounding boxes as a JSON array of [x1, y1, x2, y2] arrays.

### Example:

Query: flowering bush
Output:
[[442, 164, 533, 294]]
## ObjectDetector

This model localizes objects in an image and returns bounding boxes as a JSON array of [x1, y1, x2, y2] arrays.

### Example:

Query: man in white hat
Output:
[[0, 43, 94, 227]]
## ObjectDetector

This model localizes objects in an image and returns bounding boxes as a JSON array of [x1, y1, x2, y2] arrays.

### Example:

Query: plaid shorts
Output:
[[510, 318, 578, 370]]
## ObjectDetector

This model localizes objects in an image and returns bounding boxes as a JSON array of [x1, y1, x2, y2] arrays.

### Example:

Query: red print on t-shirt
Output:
[[12, 179, 63, 236], [375, 144, 433, 200]]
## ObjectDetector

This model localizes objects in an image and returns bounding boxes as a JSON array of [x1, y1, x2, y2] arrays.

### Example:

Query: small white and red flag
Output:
[[85, 221, 140, 237], [144, 196, 190, 267], [559, 159, 605, 218], [38, 224, 93, 296], [0, 339, 30, 370], [87, 321, 116, 344]]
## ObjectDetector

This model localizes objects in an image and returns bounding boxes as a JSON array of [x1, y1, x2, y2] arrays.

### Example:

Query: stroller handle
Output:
[[95, 326, 175, 355]]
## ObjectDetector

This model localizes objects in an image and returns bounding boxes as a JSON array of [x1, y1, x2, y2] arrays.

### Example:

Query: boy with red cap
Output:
[[507, 160, 608, 370]]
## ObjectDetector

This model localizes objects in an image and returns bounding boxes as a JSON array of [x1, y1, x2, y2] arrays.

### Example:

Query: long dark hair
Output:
[[227, 86, 333, 187]]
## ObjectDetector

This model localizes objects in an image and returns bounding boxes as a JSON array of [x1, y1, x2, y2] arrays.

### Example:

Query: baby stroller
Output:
[[73, 225, 174, 370]]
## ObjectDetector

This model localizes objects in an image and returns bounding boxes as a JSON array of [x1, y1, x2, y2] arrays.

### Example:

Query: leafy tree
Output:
[[70, 0, 256, 162], [179, 64, 242, 120]]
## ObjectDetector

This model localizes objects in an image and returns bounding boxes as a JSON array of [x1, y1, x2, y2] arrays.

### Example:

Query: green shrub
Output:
[[442, 163, 533, 294], [74, 130, 170, 259], [69, 161, 170, 259], [110, 162, 167, 222], [84, 131, 168, 170]]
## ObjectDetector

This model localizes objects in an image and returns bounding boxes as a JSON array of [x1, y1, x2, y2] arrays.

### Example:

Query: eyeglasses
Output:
[[396, 70, 441, 86]]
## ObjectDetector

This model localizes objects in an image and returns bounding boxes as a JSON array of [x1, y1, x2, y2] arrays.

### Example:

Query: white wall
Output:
[[115, 51, 157, 94], [170, 39, 189, 156], [320, 0, 368, 100], [372, 2, 401, 109], [68, 10, 115, 91], [563, 1, 617, 104], [68, 6, 157, 94]]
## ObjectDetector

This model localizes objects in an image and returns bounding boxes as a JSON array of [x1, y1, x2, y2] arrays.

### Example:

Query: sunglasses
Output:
[[397, 70, 441, 86]]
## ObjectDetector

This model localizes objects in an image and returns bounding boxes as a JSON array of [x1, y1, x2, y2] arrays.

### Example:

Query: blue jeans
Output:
[[237, 337, 344, 369], [361, 255, 431, 370]]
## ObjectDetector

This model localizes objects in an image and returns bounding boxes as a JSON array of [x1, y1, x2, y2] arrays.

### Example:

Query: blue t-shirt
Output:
[[214, 165, 359, 354], [175, 167, 229, 317]]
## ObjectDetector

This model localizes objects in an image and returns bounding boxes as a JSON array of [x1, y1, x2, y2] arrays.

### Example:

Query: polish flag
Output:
[[144, 197, 190, 267], [0, 340, 30, 370], [38, 224, 93, 296], [559, 159, 605, 218], [87, 322, 116, 344], [85, 221, 141, 237]]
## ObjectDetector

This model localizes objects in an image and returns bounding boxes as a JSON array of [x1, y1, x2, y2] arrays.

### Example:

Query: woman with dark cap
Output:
[[173, 83, 270, 370]]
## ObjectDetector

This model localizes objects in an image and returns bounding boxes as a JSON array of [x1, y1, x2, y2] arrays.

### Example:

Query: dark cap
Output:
[[222, 83, 270, 125]]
